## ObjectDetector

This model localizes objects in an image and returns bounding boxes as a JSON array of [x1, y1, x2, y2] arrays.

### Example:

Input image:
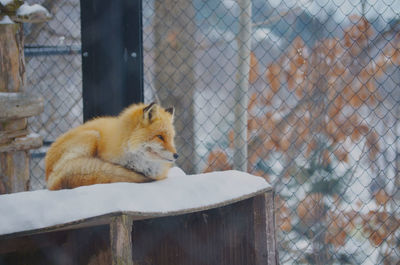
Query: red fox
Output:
[[45, 102, 178, 190]]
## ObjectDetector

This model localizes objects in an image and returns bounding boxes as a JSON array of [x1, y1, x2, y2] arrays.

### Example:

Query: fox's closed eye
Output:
[[156, 135, 164, 141]]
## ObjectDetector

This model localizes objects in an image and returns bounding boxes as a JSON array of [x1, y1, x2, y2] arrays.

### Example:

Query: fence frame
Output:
[[80, 0, 144, 120]]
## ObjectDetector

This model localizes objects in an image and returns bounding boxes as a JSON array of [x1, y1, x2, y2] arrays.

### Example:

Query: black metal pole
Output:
[[80, 0, 143, 121]]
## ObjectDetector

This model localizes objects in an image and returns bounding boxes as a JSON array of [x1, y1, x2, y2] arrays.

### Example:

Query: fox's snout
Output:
[[143, 144, 178, 162]]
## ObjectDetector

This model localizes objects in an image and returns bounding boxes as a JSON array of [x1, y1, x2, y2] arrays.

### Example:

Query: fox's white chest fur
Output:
[[119, 147, 166, 179]]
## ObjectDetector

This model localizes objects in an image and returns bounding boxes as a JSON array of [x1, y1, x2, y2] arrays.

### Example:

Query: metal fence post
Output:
[[233, 0, 252, 171], [80, 0, 143, 121]]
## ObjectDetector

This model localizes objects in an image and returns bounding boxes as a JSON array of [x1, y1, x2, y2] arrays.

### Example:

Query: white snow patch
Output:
[[26, 132, 41, 138], [0, 15, 13, 24], [0, 168, 270, 236], [253, 28, 282, 46], [0, 0, 12, 6], [16, 3, 49, 17], [222, 0, 237, 11], [167, 166, 186, 177]]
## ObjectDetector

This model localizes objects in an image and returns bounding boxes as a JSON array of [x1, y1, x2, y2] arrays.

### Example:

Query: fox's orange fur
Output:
[[45, 102, 177, 190]]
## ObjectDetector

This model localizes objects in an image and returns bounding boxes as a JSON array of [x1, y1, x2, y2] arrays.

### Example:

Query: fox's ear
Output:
[[165, 107, 174, 116], [143, 102, 158, 123]]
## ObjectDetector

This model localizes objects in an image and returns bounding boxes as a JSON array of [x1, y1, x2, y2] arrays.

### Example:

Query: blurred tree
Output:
[[205, 15, 400, 264], [154, 0, 197, 173]]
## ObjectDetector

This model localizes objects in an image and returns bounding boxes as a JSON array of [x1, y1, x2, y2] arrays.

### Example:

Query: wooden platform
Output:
[[0, 170, 277, 265]]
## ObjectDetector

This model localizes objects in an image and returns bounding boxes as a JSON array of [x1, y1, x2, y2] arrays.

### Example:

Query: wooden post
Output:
[[110, 215, 134, 265], [253, 192, 278, 265], [0, 23, 25, 92], [0, 21, 37, 194], [0, 78, 43, 195], [0, 0, 50, 194]]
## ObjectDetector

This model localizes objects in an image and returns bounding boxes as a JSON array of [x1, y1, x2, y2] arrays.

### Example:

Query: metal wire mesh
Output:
[[25, 0, 400, 263], [143, 0, 400, 264], [25, 0, 82, 190]]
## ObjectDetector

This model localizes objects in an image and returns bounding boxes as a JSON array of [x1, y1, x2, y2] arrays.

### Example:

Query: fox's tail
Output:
[[47, 157, 151, 190]]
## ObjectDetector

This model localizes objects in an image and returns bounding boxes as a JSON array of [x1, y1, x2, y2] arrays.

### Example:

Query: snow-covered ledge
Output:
[[0, 168, 271, 237]]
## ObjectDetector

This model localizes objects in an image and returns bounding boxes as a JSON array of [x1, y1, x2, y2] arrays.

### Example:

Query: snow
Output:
[[26, 132, 41, 138], [0, 168, 270, 236], [16, 3, 50, 17], [253, 28, 282, 46], [0, 15, 13, 24], [0, 0, 12, 6]]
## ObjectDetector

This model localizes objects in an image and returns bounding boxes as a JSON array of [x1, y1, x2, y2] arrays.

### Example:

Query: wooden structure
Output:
[[0, 93, 43, 193], [0, 0, 51, 194], [0, 171, 278, 265]]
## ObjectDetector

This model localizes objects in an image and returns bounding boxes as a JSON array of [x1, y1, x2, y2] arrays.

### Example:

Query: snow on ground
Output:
[[0, 167, 270, 236]]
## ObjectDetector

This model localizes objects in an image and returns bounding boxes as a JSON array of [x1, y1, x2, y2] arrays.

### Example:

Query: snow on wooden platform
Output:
[[0, 168, 271, 237]]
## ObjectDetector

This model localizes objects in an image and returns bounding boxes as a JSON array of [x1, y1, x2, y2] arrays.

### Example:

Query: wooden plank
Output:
[[72, 225, 111, 265], [265, 191, 278, 265], [253, 193, 269, 264], [131, 197, 257, 265], [110, 215, 134, 265], [0, 151, 29, 194], [0, 133, 42, 152], [0, 225, 111, 265], [0, 118, 28, 144], [0, 118, 27, 132], [253, 192, 278, 265], [0, 92, 44, 120], [0, 129, 28, 144], [0, 230, 68, 255]]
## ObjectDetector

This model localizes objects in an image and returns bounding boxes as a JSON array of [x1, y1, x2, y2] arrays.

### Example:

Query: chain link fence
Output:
[[25, 0, 82, 190], [26, 0, 399, 264], [143, 0, 400, 264]]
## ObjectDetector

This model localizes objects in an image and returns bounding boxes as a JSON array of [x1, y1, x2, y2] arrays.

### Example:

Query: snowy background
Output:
[[20, 0, 400, 264]]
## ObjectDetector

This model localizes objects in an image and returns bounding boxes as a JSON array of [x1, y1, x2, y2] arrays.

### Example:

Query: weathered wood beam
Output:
[[0, 118, 27, 132], [0, 119, 29, 145], [0, 23, 25, 93], [0, 133, 42, 152], [110, 214, 134, 265], [253, 192, 278, 265], [0, 151, 29, 192], [0, 128, 28, 144], [0, 92, 43, 121]]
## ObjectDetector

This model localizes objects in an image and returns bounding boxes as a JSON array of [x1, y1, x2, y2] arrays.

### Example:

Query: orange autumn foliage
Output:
[[297, 193, 325, 225], [374, 189, 390, 206], [266, 63, 281, 93], [325, 213, 348, 248], [363, 210, 400, 247], [249, 51, 259, 84], [275, 195, 292, 232], [203, 17, 400, 249], [203, 149, 232, 173]]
